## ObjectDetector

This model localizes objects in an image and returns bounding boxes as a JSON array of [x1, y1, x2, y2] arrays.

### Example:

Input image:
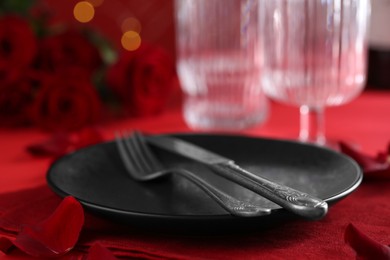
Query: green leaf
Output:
[[0, 0, 36, 15]]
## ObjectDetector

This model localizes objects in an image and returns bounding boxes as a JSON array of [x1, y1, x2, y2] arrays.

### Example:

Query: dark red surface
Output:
[[0, 91, 389, 259]]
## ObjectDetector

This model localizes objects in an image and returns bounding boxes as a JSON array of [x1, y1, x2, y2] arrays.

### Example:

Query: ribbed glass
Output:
[[259, 0, 370, 144], [175, 0, 268, 130]]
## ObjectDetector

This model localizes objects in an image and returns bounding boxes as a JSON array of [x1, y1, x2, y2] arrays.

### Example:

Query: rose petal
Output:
[[339, 142, 390, 179], [26, 128, 104, 158], [345, 223, 390, 260], [26, 133, 71, 157], [0, 237, 15, 254], [86, 243, 118, 260], [376, 143, 390, 163], [10, 196, 84, 257]]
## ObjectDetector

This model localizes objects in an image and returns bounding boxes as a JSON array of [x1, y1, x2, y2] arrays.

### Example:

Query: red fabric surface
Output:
[[345, 223, 390, 260], [0, 90, 389, 259]]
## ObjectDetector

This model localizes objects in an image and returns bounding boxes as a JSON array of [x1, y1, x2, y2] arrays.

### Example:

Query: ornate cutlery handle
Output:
[[210, 162, 328, 220], [172, 168, 271, 217]]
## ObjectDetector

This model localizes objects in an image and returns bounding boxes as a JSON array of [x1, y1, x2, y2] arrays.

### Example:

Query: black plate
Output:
[[47, 134, 362, 231]]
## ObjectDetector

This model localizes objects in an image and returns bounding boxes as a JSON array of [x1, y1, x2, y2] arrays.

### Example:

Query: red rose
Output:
[[30, 71, 102, 132], [107, 43, 177, 116], [36, 28, 102, 75], [0, 15, 37, 86], [0, 75, 35, 127]]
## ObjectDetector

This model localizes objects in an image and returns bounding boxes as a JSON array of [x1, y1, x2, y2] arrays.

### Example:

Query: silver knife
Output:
[[147, 135, 328, 220]]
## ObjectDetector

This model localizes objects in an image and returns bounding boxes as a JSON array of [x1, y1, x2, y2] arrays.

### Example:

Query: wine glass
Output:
[[259, 0, 371, 146]]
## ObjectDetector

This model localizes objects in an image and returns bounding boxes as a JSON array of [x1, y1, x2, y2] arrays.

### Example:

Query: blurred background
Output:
[[0, 0, 179, 133], [35, 0, 390, 90], [39, 0, 388, 90], [40, 0, 175, 57], [0, 0, 387, 134]]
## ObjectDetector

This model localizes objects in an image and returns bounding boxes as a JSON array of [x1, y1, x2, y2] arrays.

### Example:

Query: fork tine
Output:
[[121, 131, 152, 175], [115, 132, 141, 175], [132, 131, 164, 171]]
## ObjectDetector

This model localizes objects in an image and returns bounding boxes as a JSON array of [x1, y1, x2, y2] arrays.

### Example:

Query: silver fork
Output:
[[115, 131, 271, 217]]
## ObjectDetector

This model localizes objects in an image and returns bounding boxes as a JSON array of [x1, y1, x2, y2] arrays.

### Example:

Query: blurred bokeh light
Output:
[[121, 31, 141, 51], [42, 0, 175, 56], [73, 1, 95, 23]]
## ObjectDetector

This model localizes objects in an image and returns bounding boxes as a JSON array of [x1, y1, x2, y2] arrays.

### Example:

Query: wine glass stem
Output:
[[299, 105, 325, 145]]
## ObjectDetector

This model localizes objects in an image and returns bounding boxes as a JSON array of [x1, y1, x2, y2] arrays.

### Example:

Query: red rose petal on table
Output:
[[26, 133, 71, 157], [339, 141, 390, 179], [376, 143, 390, 163], [26, 127, 104, 158], [345, 223, 390, 260], [4, 196, 84, 258], [0, 237, 15, 254], [85, 243, 118, 260]]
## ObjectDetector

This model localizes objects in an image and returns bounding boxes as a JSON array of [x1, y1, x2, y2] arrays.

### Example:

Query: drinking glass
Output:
[[259, 0, 370, 145], [175, 0, 268, 130]]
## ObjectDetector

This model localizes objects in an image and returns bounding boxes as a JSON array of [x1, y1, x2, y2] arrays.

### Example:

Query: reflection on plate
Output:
[[47, 134, 362, 231]]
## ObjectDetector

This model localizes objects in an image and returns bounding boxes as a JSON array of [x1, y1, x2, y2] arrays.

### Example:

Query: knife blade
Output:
[[147, 135, 328, 220]]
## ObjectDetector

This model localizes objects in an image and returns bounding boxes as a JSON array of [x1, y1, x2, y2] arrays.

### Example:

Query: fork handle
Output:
[[209, 162, 328, 220], [171, 168, 271, 217]]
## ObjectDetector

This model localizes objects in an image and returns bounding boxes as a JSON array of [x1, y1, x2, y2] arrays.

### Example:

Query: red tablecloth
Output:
[[0, 90, 389, 259]]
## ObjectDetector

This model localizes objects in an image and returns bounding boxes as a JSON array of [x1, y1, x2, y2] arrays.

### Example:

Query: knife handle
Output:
[[209, 162, 328, 220]]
